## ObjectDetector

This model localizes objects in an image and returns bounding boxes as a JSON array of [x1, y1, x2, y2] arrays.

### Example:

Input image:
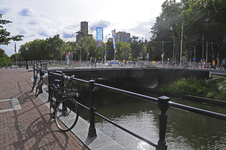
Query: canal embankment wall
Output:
[[144, 88, 226, 106], [49, 68, 210, 88]]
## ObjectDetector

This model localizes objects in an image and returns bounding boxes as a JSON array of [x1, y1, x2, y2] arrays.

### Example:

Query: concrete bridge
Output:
[[50, 68, 210, 87]]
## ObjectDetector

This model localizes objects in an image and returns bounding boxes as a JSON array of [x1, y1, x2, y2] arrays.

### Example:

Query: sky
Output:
[[0, 0, 180, 57]]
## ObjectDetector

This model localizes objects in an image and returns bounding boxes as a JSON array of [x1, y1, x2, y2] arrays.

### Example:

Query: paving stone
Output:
[[0, 68, 89, 150]]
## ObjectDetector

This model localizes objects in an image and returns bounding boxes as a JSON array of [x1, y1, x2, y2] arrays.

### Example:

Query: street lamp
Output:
[[105, 34, 110, 64], [80, 49, 81, 63], [19, 50, 21, 68], [25, 46, 28, 69]]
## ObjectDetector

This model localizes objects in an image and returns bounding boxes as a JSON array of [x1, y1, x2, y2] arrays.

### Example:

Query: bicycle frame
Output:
[[35, 68, 44, 97], [31, 65, 39, 92], [49, 72, 78, 118]]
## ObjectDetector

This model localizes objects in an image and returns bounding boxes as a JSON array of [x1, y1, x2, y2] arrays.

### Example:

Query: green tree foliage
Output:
[[150, 0, 226, 61], [76, 36, 98, 61], [0, 48, 12, 67], [46, 34, 64, 60], [10, 53, 19, 61], [19, 39, 50, 60], [105, 38, 114, 60], [157, 76, 226, 101], [120, 42, 131, 60], [66, 41, 78, 60], [19, 34, 67, 61], [128, 36, 146, 60], [18, 34, 104, 61], [0, 14, 23, 45]]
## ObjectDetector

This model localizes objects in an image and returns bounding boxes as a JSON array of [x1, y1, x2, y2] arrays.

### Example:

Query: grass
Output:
[[156, 75, 226, 102]]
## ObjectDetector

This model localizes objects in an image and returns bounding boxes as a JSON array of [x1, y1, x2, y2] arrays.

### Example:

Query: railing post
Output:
[[45, 62, 47, 70], [88, 79, 97, 137], [48, 70, 51, 102], [60, 73, 65, 98], [33, 64, 35, 80], [156, 96, 169, 150]]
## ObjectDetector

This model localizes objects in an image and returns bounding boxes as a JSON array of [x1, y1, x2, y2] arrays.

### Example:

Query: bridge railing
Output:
[[35, 65, 226, 150], [47, 69, 168, 149], [26, 59, 225, 70]]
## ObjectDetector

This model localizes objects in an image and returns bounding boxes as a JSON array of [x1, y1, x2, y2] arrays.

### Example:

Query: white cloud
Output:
[[91, 20, 111, 29], [17, 27, 30, 35], [37, 26, 55, 37], [62, 28, 74, 38], [129, 19, 156, 40], [18, 8, 35, 16], [28, 21, 38, 25], [0, 0, 172, 56], [0, 7, 10, 15]]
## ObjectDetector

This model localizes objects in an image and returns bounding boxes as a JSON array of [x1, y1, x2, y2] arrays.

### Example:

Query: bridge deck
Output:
[[50, 68, 210, 83]]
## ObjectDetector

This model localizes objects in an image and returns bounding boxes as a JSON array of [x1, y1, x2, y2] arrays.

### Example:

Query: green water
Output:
[[74, 78, 226, 150]]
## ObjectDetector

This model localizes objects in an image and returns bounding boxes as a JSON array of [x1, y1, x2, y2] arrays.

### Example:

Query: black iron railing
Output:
[[33, 64, 226, 150]]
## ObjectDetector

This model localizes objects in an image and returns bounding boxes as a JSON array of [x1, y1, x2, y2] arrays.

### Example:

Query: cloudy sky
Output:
[[0, 0, 179, 56]]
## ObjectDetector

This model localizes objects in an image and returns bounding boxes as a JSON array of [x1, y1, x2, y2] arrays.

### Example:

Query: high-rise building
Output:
[[81, 21, 88, 35], [116, 31, 130, 43], [76, 21, 92, 42]]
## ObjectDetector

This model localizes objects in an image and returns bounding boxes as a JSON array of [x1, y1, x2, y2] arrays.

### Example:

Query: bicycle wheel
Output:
[[49, 88, 56, 116], [31, 76, 37, 92], [35, 81, 41, 97], [54, 97, 79, 132]]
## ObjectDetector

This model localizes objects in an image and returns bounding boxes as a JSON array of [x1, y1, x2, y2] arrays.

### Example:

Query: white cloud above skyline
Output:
[[0, 0, 180, 56]]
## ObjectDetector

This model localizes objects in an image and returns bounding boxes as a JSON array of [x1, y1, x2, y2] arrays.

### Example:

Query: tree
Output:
[[116, 42, 131, 60], [128, 36, 144, 60], [121, 42, 131, 60], [45, 35, 64, 60], [66, 41, 78, 61], [76, 36, 99, 61], [0, 14, 23, 45], [0, 48, 12, 67], [150, 1, 182, 61], [150, 0, 226, 62], [105, 38, 114, 60]]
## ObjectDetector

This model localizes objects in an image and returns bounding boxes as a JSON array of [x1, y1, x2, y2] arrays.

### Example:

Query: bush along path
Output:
[[156, 75, 226, 102]]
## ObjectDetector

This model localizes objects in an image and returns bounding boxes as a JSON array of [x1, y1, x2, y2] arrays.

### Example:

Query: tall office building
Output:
[[116, 31, 130, 43], [76, 21, 92, 42], [81, 21, 88, 35]]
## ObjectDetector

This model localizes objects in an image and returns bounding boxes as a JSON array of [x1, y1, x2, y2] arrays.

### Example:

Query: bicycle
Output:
[[31, 65, 39, 92], [49, 71, 79, 132], [35, 68, 45, 97]]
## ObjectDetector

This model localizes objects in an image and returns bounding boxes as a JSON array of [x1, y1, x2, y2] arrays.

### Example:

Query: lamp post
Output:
[[25, 46, 28, 69], [105, 34, 110, 64], [80, 49, 81, 63], [19, 50, 21, 68]]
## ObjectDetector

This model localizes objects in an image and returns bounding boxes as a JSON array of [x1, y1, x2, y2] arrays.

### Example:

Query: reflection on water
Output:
[[137, 141, 150, 150], [75, 79, 226, 150]]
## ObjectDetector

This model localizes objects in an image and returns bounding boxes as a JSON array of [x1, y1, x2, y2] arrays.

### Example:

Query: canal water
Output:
[[74, 78, 226, 150]]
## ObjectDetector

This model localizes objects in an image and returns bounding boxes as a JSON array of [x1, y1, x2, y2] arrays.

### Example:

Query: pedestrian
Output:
[[98, 57, 101, 64], [90, 56, 94, 67], [133, 59, 136, 67], [94, 58, 97, 67]]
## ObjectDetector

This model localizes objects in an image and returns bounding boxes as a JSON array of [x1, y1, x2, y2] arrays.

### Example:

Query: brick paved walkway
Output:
[[0, 68, 89, 150]]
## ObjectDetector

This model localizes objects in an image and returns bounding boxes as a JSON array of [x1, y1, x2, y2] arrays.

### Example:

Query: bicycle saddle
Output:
[[55, 70, 62, 74], [53, 79, 61, 85]]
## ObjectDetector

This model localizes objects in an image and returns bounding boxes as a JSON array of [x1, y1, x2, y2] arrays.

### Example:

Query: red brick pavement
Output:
[[0, 68, 89, 150]]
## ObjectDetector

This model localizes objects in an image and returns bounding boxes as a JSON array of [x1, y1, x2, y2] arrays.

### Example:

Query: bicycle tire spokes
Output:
[[49, 98, 55, 117], [49, 88, 58, 116], [35, 82, 43, 97], [31, 75, 38, 92], [55, 98, 79, 132]]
